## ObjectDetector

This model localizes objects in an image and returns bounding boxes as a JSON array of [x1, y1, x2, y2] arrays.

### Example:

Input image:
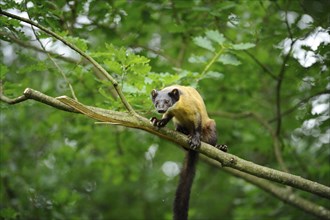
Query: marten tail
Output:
[[173, 150, 199, 220]]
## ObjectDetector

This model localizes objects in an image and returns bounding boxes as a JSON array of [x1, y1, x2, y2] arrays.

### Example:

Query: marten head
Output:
[[151, 88, 180, 113]]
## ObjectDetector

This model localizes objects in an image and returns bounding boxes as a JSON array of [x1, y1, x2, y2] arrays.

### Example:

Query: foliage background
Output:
[[0, 0, 329, 219]]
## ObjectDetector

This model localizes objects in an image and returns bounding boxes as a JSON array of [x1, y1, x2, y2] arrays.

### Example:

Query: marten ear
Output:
[[151, 89, 158, 100], [169, 88, 180, 101]]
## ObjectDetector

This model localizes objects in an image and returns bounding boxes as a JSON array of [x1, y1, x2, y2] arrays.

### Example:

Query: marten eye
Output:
[[164, 100, 170, 104], [155, 101, 159, 106]]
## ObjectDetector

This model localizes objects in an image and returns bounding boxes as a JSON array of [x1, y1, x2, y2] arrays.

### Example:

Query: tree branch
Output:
[[269, 89, 330, 123], [273, 23, 298, 173], [1, 87, 329, 200], [202, 156, 330, 220], [0, 85, 78, 113], [0, 9, 136, 116], [210, 110, 290, 175]]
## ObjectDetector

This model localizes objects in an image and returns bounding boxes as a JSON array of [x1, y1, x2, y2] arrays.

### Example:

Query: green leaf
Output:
[[0, 16, 21, 28], [193, 36, 215, 52], [204, 71, 224, 79], [144, 77, 153, 84], [218, 54, 241, 66], [127, 54, 150, 66], [105, 43, 116, 54], [129, 64, 151, 75], [19, 61, 47, 74], [231, 43, 256, 50], [188, 55, 207, 64], [104, 44, 127, 62], [90, 52, 113, 58], [205, 30, 226, 45], [104, 60, 122, 74], [122, 83, 142, 94], [167, 23, 186, 33], [116, 47, 127, 62]]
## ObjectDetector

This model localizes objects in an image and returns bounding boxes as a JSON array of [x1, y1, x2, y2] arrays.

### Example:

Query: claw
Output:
[[150, 117, 166, 128], [215, 144, 228, 152], [150, 117, 158, 126], [188, 135, 201, 150]]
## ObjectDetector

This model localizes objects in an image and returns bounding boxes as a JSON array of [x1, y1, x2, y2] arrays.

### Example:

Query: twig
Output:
[[0, 86, 78, 113]]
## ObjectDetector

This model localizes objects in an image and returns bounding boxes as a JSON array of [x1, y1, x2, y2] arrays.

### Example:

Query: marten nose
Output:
[[158, 109, 166, 113]]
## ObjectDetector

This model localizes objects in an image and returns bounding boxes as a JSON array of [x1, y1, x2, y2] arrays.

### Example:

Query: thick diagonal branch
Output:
[[203, 156, 330, 220], [2, 88, 328, 199]]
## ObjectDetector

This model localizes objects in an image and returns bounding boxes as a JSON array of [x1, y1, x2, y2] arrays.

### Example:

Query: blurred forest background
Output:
[[0, 0, 329, 219]]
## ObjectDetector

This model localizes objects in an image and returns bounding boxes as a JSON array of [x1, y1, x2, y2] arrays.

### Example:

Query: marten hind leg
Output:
[[202, 120, 217, 146], [203, 120, 228, 152], [188, 124, 202, 150]]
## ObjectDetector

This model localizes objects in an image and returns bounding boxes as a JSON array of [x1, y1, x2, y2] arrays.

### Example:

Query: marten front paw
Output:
[[215, 144, 228, 152], [150, 117, 166, 128], [188, 135, 201, 150]]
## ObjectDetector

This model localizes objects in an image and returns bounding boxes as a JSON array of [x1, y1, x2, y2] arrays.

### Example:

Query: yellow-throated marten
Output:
[[150, 85, 227, 220]]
